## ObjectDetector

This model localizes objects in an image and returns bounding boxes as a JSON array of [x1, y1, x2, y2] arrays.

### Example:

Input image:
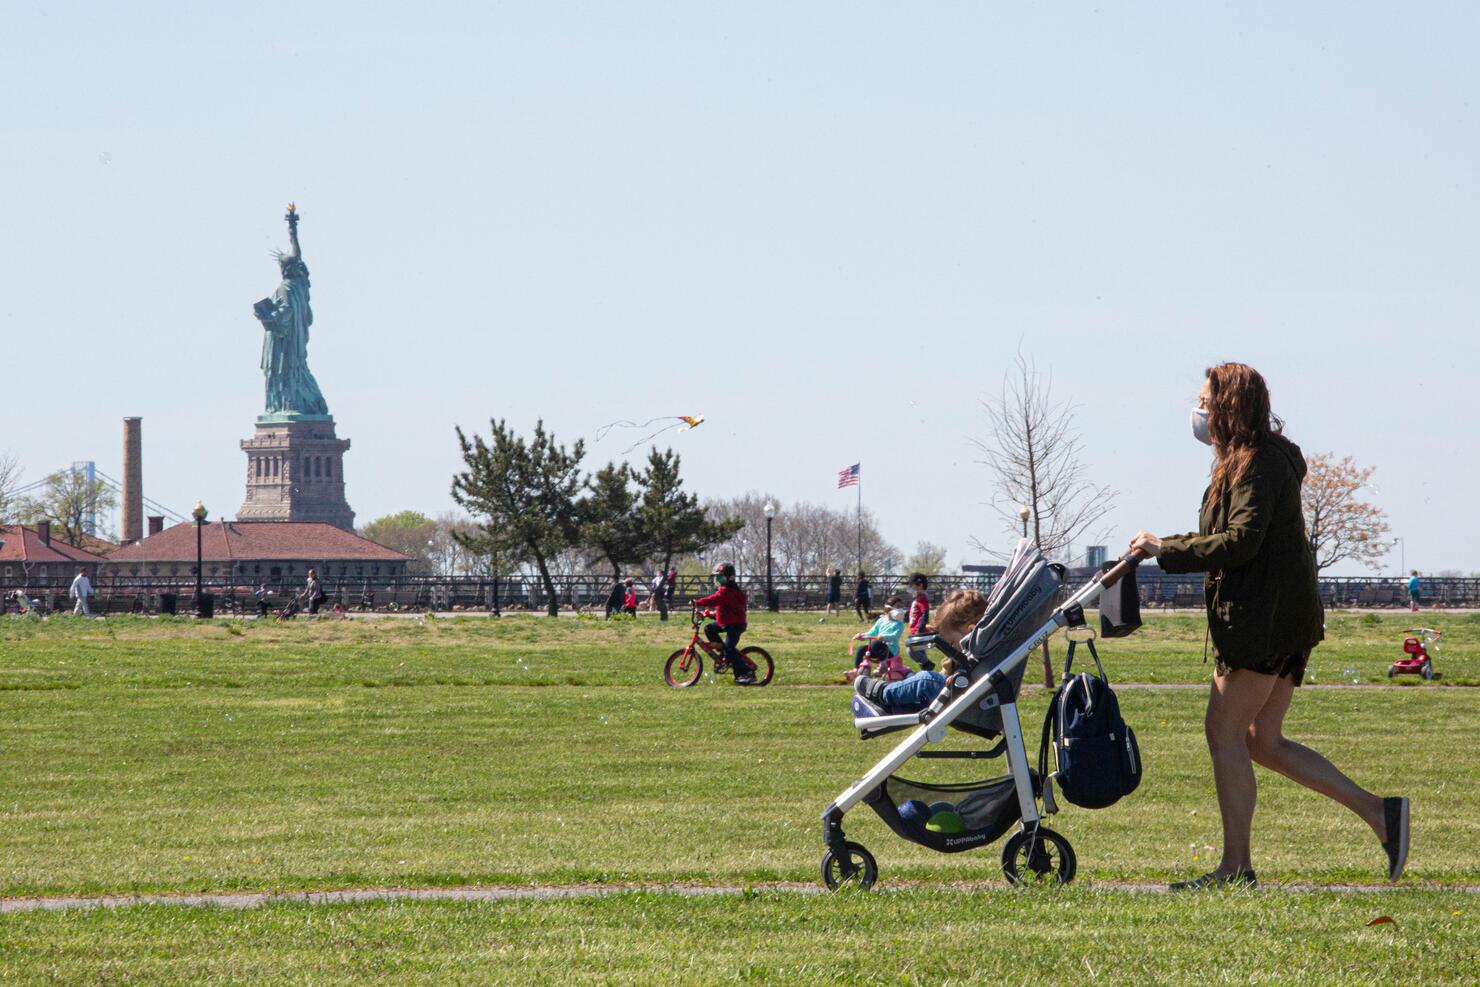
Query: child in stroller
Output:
[[851, 590, 986, 713]]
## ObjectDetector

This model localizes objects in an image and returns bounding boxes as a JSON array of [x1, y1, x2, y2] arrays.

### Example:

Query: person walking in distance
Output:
[[1407, 570, 1422, 612], [854, 571, 873, 622], [69, 568, 94, 618], [301, 567, 325, 615], [1131, 363, 1409, 889]]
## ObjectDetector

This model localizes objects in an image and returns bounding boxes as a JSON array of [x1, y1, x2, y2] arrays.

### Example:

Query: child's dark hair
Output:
[[884, 594, 903, 608], [909, 572, 928, 589]]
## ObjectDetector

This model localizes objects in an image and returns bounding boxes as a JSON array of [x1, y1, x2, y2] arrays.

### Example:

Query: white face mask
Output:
[[1190, 405, 1212, 446], [887, 608, 906, 622]]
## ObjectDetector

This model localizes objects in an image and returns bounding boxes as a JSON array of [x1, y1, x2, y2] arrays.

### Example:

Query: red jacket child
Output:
[[695, 581, 747, 626]]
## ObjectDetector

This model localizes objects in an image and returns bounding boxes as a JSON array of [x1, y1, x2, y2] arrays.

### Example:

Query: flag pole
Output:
[[856, 461, 862, 575]]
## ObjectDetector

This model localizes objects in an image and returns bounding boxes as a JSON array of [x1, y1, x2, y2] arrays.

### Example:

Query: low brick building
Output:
[[0, 522, 109, 586], [105, 519, 410, 586]]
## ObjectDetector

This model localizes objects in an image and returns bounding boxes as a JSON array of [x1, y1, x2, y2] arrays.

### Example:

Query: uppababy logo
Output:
[[943, 832, 989, 848]]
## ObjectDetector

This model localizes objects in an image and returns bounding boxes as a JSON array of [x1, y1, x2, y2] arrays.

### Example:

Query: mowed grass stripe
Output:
[[3, 611, 1478, 689], [0, 889, 1476, 985], [3, 682, 1475, 897]]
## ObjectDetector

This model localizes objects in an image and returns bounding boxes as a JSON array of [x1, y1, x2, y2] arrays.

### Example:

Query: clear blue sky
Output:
[[3, 2, 1475, 574]]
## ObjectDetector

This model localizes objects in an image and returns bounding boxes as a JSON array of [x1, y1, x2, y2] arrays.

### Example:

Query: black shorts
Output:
[[1215, 649, 1311, 687]]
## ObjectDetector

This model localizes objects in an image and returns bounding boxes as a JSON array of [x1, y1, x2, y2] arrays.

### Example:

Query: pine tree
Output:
[[451, 419, 585, 616], [636, 448, 742, 575], [580, 462, 647, 579]]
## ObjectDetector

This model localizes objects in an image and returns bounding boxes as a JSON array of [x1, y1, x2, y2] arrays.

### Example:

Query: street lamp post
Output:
[[1393, 536, 1405, 577], [763, 501, 778, 612], [1018, 504, 1030, 540], [191, 500, 207, 617]]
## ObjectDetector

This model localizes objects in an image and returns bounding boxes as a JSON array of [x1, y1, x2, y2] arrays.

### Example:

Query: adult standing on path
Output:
[[822, 568, 842, 622], [1407, 570, 1422, 612], [301, 568, 324, 615], [1130, 362, 1409, 890], [69, 568, 93, 617]]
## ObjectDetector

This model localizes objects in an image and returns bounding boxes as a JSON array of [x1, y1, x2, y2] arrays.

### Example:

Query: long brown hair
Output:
[[1205, 363, 1283, 507]]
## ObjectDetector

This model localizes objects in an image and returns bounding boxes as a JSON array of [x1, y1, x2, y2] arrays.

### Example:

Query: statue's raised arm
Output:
[[285, 202, 302, 260]]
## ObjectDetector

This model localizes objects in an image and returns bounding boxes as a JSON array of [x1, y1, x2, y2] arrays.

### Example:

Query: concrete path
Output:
[[5, 880, 1476, 914]]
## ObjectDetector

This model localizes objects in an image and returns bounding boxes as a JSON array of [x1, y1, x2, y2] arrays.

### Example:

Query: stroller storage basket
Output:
[[865, 773, 1038, 853]]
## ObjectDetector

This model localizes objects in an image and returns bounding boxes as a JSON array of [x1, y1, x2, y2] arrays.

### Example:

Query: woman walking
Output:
[[1130, 363, 1409, 889]]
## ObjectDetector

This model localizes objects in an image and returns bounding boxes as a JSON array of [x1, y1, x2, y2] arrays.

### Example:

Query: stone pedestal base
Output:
[[238, 419, 355, 530]]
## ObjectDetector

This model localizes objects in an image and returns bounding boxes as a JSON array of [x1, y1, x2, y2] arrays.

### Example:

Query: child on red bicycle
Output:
[[694, 561, 755, 685]]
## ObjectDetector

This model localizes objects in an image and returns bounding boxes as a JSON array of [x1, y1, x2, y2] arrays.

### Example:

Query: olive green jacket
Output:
[[1157, 434, 1324, 664]]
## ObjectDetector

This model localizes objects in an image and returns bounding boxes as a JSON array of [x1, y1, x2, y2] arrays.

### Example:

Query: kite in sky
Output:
[[595, 414, 706, 454]]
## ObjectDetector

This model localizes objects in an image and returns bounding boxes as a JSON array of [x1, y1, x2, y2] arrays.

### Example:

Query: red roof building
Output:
[[105, 520, 410, 584], [0, 522, 109, 583]]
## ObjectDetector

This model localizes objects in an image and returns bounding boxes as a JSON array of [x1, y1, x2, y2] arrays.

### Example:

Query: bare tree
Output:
[[0, 453, 22, 525], [905, 541, 949, 577], [1302, 453, 1390, 572], [974, 352, 1116, 685], [703, 494, 902, 587]]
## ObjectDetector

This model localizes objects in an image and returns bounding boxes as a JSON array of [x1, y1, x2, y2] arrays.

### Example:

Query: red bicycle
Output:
[[663, 608, 774, 688]]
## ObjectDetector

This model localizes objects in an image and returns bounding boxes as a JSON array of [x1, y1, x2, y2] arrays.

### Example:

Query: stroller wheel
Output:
[[820, 841, 877, 891], [663, 650, 703, 688], [1002, 826, 1076, 886]]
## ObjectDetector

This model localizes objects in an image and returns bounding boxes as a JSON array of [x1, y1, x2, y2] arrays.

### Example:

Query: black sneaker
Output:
[[916, 658, 936, 672], [733, 672, 756, 685], [853, 673, 887, 705], [1381, 796, 1410, 882], [1169, 870, 1257, 892]]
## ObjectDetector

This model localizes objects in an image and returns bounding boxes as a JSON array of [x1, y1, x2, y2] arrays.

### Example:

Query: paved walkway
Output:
[[5, 879, 1476, 914]]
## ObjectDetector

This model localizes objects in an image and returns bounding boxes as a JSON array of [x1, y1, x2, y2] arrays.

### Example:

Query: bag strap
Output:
[[1038, 685, 1061, 779]]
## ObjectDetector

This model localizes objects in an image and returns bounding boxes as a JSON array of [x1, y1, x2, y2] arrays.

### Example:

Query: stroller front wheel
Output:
[[820, 841, 877, 891], [1002, 826, 1076, 886]]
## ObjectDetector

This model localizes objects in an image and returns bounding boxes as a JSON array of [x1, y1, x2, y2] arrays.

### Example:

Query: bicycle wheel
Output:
[[664, 649, 703, 688], [739, 647, 775, 686]]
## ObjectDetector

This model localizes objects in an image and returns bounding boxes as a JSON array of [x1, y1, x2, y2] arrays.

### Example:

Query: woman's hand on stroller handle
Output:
[[1101, 547, 1150, 590]]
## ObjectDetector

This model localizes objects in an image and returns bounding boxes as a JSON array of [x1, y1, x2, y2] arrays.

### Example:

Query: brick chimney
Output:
[[38, 520, 51, 545], [147, 516, 165, 537], [122, 418, 143, 545]]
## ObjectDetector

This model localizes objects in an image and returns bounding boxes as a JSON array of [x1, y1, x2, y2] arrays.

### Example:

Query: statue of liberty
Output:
[[253, 204, 330, 420]]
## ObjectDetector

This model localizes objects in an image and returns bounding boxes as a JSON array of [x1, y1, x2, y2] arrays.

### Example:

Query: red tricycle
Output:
[[663, 608, 774, 688], [1389, 627, 1440, 680]]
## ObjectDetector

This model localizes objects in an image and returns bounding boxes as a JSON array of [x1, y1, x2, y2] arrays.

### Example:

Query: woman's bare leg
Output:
[[1204, 669, 1279, 875], [1246, 676, 1386, 836]]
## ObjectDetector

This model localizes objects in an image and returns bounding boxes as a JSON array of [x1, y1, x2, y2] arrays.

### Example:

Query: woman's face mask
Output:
[[1190, 405, 1212, 446]]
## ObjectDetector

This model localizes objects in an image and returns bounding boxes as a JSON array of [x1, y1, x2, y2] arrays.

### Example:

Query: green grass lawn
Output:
[[3, 890, 1477, 985], [3, 608, 1477, 689], [2, 612, 1476, 982]]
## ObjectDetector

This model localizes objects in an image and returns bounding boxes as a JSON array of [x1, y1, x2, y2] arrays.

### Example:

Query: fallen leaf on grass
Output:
[[1367, 916, 1395, 927]]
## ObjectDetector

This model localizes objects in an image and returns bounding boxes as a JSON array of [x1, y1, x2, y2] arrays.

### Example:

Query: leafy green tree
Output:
[[359, 511, 439, 574], [905, 541, 948, 577], [18, 466, 117, 545], [637, 448, 742, 575], [451, 419, 585, 615], [580, 462, 647, 579]]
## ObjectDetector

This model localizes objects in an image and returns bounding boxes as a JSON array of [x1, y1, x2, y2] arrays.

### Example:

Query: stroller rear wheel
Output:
[[1001, 826, 1076, 886], [663, 649, 703, 688], [821, 841, 877, 891]]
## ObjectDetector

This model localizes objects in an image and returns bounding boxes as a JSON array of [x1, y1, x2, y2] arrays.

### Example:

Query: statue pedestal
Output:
[[238, 419, 355, 530]]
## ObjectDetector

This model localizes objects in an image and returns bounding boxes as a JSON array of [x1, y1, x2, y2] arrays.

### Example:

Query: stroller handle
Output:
[[1100, 548, 1148, 590]]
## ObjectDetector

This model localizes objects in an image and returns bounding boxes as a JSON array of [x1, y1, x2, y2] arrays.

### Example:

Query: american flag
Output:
[[837, 463, 860, 489]]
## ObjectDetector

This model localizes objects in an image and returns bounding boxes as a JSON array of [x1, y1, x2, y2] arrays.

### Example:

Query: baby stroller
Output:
[[276, 597, 302, 621], [819, 539, 1143, 890]]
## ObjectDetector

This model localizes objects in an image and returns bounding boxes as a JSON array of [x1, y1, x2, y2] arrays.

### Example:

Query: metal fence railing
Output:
[[2, 571, 1475, 615]]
